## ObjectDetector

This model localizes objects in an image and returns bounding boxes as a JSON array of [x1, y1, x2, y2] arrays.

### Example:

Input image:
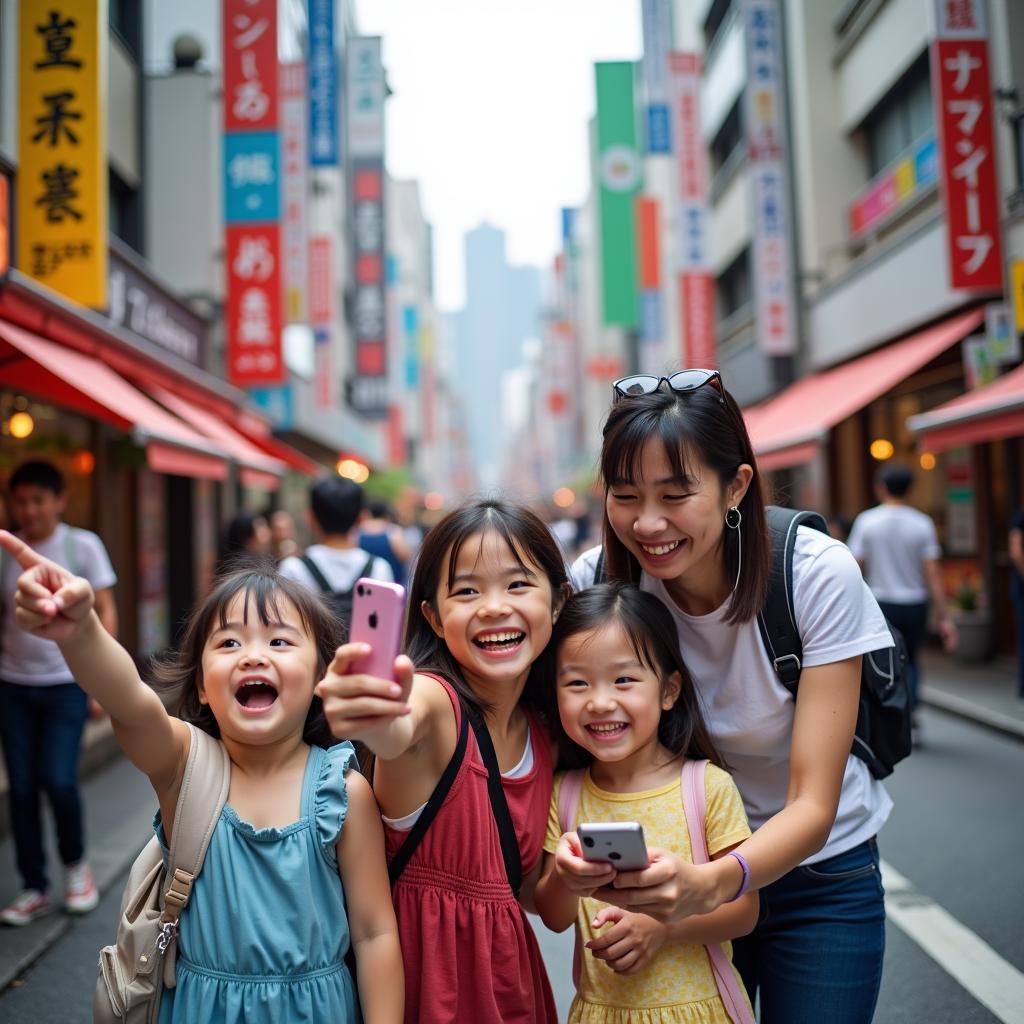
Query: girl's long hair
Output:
[[151, 560, 342, 748], [404, 498, 570, 717], [551, 583, 723, 770], [600, 383, 771, 625]]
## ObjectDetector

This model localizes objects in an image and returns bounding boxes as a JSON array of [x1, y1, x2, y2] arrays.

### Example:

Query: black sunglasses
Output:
[[612, 369, 725, 404]]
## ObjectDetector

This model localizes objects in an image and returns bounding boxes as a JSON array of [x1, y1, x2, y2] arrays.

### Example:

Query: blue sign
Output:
[[224, 132, 280, 223], [914, 135, 938, 188], [403, 305, 419, 389], [308, 0, 339, 166], [248, 384, 294, 429], [640, 289, 663, 342], [646, 105, 671, 155]]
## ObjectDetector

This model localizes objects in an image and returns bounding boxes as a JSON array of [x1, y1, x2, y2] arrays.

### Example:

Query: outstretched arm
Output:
[[0, 531, 185, 788]]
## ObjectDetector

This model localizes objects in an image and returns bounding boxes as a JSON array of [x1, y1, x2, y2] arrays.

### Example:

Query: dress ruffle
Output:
[[314, 741, 357, 867], [569, 993, 738, 1024]]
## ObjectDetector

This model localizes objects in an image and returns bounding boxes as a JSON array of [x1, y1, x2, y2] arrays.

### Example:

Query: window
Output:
[[863, 54, 933, 176], [109, 167, 142, 253], [704, 0, 734, 53], [715, 248, 751, 323], [710, 99, 743, 177], [109, 0, 141, 61]]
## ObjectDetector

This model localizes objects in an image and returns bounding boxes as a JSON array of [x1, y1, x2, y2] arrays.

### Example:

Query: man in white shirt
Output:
[[847, 463, 956, 720], [279, 477, 394, 620], [0, 461, 117, 924]]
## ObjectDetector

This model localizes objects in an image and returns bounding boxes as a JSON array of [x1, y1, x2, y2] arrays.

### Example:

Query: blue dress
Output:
[[156, 742, 360, 1023]]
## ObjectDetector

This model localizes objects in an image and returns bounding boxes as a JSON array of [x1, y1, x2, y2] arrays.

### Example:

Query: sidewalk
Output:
[[919, 649, 1024, 740]]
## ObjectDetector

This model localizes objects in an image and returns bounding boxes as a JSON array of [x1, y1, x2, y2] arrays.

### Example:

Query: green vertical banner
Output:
[[595, 62, 642, 328]]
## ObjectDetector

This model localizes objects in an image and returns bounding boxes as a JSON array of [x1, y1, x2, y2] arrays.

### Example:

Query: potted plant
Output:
[[950, 576, 993, 662]]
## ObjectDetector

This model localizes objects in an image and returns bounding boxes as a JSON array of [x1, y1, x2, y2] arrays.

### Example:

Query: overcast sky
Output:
[[146, 0, 641, 311]]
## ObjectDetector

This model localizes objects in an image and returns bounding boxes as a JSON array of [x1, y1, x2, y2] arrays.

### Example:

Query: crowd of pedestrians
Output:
[[0, 376, 1017, 1022]]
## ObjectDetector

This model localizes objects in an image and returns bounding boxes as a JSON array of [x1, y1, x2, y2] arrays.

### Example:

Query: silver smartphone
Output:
[[577, 822, 650, 871]]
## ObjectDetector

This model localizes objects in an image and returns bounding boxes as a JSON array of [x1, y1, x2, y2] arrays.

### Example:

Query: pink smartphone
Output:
[[348, 578, 407, 681]]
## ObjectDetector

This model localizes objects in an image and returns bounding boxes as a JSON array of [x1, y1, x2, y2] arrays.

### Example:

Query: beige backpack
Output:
[[94, 723, 230, 1023]]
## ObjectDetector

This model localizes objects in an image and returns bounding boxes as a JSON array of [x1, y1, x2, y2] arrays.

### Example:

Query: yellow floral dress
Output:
[[544, 765, 752, 1024]]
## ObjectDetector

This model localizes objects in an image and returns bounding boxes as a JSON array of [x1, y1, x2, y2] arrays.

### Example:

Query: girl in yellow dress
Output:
[[536, 584, 756, 1024]]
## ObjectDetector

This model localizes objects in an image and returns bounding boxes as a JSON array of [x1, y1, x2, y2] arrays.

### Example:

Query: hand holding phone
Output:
[[347, 578, 407, 681], [577, 822, 650, 872]]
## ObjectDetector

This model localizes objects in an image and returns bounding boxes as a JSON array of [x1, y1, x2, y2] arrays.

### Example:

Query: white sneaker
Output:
[[1, 889, 53, 926], [64, 861, 99, 914]]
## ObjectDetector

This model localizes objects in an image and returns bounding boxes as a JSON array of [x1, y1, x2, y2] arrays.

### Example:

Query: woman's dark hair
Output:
[[600, 383, 771, 624], [404, 498, 569, 716], [551, 583, 723, 770], [215, 511, 268, 576], [151, 561, 342, 748]]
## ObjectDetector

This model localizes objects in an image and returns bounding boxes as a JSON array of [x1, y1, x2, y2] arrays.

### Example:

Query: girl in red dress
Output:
[[318, 499, 569, 1023]]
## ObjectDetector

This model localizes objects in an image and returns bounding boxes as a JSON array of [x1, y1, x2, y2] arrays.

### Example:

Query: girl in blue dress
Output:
[[0, 532, 402, 1024]]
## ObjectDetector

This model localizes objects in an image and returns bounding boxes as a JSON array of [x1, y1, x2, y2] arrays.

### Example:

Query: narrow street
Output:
[[0, 705, 1021, 1022]]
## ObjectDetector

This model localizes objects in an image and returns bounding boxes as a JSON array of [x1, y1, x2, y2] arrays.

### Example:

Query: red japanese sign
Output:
[[309, 236, 333, 323], [679, 273, 716, 369], [223, 0, 278, 132], [226, 224, 284, 386], [932, 33, 1002, 291]]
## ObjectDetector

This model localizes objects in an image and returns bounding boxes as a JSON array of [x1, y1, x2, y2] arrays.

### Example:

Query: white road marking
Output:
[[882, 859, 1024, 1024]]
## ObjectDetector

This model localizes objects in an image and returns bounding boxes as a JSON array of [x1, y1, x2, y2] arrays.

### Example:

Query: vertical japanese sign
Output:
[[636, 197, 664, 372], [931, 0, 1003, 291], [595, 62, 642, 328], [223, 0, 283, 387], [18, 1, 107, 308], [640, 0, 672, 155], [0, 173, 9, 278], [308, 0, 339, 167], [308, 236, 335, 409], [281, 62, 308, 323], [670, 52, 716, 368], [347, 37, 388, 418], [743, 0, 796, 356]]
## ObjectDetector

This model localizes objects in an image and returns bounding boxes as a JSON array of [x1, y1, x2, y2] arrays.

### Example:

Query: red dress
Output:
[[384, 676, 558, 1023]]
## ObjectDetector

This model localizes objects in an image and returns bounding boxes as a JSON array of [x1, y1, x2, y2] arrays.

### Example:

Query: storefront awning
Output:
[[149, 386, 287, 491], [906, 360, 1024, 453], [744, 307, 986, 471], [0, 318, 229, 481]]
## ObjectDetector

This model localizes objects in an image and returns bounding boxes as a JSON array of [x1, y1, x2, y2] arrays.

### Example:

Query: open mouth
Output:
[[235, 679, 279, 711], [586, 722, 628, 740], [473, 630, 526, 653], [638, 540, 683, 558]]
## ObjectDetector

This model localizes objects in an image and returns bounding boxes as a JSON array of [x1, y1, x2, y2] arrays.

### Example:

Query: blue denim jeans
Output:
[[0, 680, 89, 892], [731, 837, 886, 1024], [877, 601, 928, 710]]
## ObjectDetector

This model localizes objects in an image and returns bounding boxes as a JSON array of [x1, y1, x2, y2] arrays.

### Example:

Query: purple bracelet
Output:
[[725, 851, 750, 902]]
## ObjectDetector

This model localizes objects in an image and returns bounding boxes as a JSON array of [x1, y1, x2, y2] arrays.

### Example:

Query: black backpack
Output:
[[299, 552, 375, 638], [756, 506, 911, 779], [590, 506, 911, 779]]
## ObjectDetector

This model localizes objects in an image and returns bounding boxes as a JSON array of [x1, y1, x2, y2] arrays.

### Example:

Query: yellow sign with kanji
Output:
[[18, 1, 107, 308], [1012, 260, 1024, 333]]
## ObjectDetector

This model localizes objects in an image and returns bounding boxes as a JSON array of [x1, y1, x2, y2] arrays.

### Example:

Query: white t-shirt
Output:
[[846, 503, 941, 603], [279, 544, 394, 596], [1, 524, 117, 686], [571, 526, 894, 865]]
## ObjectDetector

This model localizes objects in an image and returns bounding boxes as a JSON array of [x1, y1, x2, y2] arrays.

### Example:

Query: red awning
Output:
[[149, 386, 287, 491], [233, 411, 325, 477], [744, 308, 986, 469], [907, 360, 1024, 453], [0, 318, 229, 480]]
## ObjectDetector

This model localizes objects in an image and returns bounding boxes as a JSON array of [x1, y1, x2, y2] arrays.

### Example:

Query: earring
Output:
[[725, 506, 742, 591]]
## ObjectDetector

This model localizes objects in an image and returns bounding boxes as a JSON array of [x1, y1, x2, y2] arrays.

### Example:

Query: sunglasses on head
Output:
[[612, 369, 725, 404]]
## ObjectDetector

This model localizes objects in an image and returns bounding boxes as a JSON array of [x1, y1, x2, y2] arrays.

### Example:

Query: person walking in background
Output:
[[1010, 509, 1024, 699], [268, 508, 300, 561], [0, 461, 117, 925], [847, 463, 957, 726], [214, 510, 272, 576], [358, 499, 412, 585]]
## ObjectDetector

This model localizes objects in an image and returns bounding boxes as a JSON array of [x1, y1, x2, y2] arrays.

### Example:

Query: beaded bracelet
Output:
[[726, 851, 751, 902]]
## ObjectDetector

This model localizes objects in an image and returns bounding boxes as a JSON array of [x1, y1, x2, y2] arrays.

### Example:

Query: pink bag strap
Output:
[[681, 760, 756, 1024], [556, 769, 586, 988]]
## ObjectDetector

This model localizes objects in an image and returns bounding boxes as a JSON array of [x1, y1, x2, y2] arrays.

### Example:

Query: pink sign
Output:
[[226, 224, 284, 386]]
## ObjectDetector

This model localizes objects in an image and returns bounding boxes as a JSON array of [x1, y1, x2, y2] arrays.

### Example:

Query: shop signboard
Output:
[[849, 134, 938, 237], [595, 62, 642, 329], [743, 0, 796, 356], [248, 383, 294, 429], [223, 0, 277, 132], [226, 224, 284, 385], [307, 0, 339, 166], [984, 302, 1019, 365], [640, 0, 672, 155], [347, 37, 388, 417], [281, 62, 309, 323], [0, 172, 9, 278], [636, 196, 664, 372], [1012, 260, 1024, 333], [670, 52, 715, 368], [18, 0, 107, 308], [223, 131, 280, 223], [931, 0, 1002, 291]]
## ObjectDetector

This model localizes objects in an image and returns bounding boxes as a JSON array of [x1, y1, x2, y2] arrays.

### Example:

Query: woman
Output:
[[215, 511, 272, 576], [571, 370, 893, 1024]]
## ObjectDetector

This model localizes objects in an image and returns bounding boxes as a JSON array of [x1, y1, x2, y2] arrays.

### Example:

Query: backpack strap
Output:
[[557, 769, 585, 833], [159, 723, 230, 980], [467, 708, 523, 897], [593, 547, 606, 584], [388, 704, 469, 886], [356, 553, 376, 584], [299, 553, 332, 595], [756, 506, 829, 692], [680, 760, 756, 1024]]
